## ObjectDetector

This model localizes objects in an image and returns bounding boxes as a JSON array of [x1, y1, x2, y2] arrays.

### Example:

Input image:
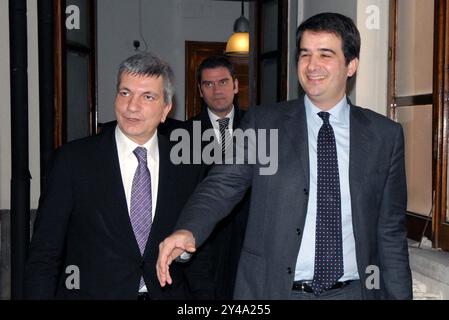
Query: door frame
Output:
[[185, 41, 226, 120], [388, 0, 449, 250]]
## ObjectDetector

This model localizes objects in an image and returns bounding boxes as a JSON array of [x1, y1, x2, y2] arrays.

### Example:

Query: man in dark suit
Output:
[[24, 52, 210, 300], [157, 13, 412, 300], [185, 56, 250, 299], [158, 117, 186, 137]]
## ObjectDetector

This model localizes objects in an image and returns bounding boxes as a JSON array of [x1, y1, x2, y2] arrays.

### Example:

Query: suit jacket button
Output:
[[303, 189, 308, 195], [296, 228, 301, 235], [287, 267, 292, 274], [140, 261, 145, 268]]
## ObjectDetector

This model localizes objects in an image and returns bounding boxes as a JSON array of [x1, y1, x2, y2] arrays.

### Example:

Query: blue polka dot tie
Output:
[[312, 112, 344, 296]]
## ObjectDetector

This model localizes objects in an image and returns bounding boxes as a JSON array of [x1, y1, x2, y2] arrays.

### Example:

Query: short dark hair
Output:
[[117, 52, 175, 105], [296, 12, 361, 65], [196, 55, 236, 84]]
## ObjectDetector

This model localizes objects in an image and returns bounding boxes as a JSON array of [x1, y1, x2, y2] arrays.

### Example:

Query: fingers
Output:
[[156, 230, 196, 287], [164, 248, 184, 285], [184, 241, 196, 253], [159, 248, 183, 286], [156, 240, 173, 287]]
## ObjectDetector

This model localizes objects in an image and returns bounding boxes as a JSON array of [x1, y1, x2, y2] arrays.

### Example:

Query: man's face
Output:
[[297, 31, 358, 110], [115, 72, 172, 145], [198, 67, 239, 117]]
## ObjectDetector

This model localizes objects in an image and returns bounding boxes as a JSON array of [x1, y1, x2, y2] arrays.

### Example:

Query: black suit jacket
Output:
[[158, 117, 186, 137], [25, 124, 208, 299], [186, 106, 250, 299], [177, 97, 412, 299]]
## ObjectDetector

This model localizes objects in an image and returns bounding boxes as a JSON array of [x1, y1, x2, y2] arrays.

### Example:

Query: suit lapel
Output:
[[281, 99, 310, 188], [348, 104, 375, 266], [279, 98, 373, 212], [143, 135, 178, 257], [349, 104, 373, 195], [199, 108, 214, 150], [96, 126, 141, 257], [200, 107, 213, 130], [233, 107, 242, 129]]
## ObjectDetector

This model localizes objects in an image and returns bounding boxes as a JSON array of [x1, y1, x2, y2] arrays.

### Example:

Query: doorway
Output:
[[388, 0, 449, 250], [185, 41, 249, 120]]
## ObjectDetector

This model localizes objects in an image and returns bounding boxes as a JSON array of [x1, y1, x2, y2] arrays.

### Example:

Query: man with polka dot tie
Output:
[[157, 13, 412, 300]]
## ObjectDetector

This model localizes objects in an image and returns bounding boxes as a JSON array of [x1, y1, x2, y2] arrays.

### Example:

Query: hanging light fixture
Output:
[[225, 0, 249, 56]]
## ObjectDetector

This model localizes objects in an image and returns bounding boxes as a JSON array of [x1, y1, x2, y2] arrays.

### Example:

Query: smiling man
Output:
[[297, 31, 358, 110], [157, 13, 412, 300], [24, 52, 211, 300]]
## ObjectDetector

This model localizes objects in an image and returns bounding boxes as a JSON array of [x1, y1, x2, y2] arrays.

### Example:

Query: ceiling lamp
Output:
[[225, 0, 249, 56]]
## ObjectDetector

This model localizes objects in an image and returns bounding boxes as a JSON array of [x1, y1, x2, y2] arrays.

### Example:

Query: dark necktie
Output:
[[312, 112, 344, 296], [217, 117, 231, 156], [130, 147, 153, 289]]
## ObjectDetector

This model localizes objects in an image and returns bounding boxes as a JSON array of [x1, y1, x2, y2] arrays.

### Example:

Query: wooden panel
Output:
[[54, 0, 66, 148], [185, 41, 226, 120], [54, 0, 96, 146], [255, 0, 288, 105], [228, 56, 249, 111], [395, 94, 433, 107], [434, 0, 449, 250], [406, 212, 432, 241], [185, 41, 249, 119]]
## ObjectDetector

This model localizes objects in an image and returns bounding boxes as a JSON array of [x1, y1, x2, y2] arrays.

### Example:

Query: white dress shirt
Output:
[[207, 106, 235, 143], [115, 126, 159, 220], [115, 126, 159, 293], [294, 95, 359, 282]]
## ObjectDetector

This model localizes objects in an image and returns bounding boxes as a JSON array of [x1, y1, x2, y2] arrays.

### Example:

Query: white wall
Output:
[[303, 0, 357, 20], [355, 0, 390, 116], [27, 0, 41, 209], [297, 0, 390, 115], [0, 0, 40, 210], [97, 0, 247, 122]]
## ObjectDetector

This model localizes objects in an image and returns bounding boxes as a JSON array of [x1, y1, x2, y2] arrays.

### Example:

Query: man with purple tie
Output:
[[24, 52, 211, 300]]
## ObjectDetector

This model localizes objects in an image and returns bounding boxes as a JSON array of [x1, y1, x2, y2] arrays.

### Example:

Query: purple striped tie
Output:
[[130, 147, 152, 289]]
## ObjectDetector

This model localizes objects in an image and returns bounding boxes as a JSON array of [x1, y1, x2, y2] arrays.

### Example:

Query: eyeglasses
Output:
[[201, 78, 232, 89]]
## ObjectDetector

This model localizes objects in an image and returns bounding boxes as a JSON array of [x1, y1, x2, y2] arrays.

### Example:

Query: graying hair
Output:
[[116, 52, 175, 105]]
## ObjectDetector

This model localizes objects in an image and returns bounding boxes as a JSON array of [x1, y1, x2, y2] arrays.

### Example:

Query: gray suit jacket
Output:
[[175, 97, 412, 300]]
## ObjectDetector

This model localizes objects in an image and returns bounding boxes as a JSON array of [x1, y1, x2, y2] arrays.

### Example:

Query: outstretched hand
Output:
[[156, 229, 196, 287]]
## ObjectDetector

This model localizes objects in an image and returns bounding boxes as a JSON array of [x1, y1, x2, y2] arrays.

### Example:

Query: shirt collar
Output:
[[115, 125, 159, 162], [304, 95, 349, 126], [207, 106, 235, 124]]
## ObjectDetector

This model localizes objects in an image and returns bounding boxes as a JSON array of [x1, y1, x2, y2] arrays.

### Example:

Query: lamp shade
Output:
[[225, 32, 249, 56]]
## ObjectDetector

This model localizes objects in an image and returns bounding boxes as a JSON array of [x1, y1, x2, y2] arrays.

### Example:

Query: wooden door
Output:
[[255, 0, 288, 105], [55, 0, 97, 146], [388, 0, 449, 250], [185, 41, 249, 120]]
